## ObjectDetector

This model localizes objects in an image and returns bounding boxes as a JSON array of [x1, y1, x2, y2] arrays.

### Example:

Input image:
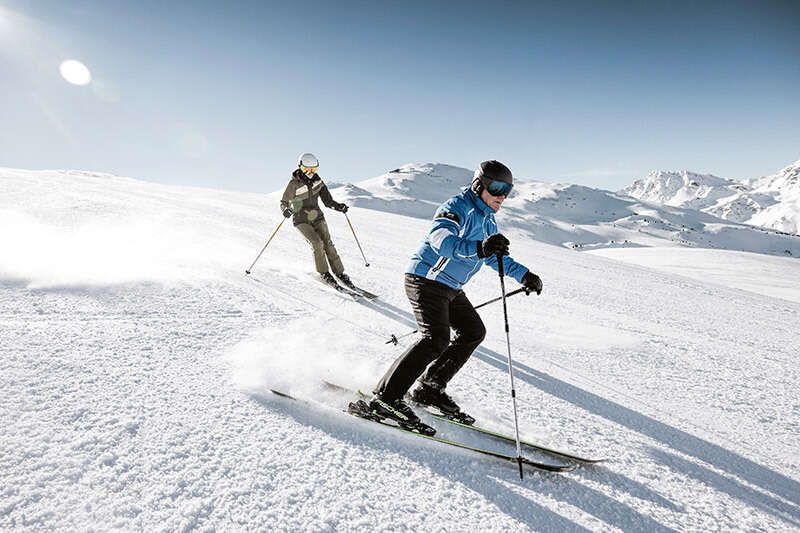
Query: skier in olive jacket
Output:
[[281, 153, 353, 288]]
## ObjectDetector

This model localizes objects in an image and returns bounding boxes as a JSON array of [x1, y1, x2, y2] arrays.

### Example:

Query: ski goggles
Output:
[[485, 179, 513, 197], [300, 164, 319, 173]]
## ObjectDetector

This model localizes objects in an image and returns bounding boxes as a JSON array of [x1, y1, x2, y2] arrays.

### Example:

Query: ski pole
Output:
[[472, 286, 529, 311], [245, 218, 286, 275], [344, 212, 370, 267], [385, 287, 529, 345], [496, 253, 525, 480]]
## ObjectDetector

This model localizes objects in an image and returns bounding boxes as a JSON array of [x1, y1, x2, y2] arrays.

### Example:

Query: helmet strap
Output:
[[470, 178, 484, 196]]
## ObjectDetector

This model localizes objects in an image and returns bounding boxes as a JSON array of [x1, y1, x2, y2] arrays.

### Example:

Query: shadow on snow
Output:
[[253, 391, 675, 532], [254, 274, 799, 527], [471, 345, 800, 527]]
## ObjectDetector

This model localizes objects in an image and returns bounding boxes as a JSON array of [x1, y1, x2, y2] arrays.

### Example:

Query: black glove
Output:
[[522, 271, 543, 295], [282, 208, 293, 218], [477, 233, 509, 258], [334, 203, 348, 213]]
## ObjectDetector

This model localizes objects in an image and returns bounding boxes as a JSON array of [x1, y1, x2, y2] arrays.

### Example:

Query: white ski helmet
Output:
[[298, 152, 319, 168]]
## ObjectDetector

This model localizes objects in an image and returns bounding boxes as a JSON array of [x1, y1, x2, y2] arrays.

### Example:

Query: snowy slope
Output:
[[586, 247, 800, 303], [2, 167, 800, 531], [334, 163, 800, 258], [620, 160, 800, 235]]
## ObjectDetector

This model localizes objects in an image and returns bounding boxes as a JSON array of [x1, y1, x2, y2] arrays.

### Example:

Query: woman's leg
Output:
[[295, 223, 329, 274]]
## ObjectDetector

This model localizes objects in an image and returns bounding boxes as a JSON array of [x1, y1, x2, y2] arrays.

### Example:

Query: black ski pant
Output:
[[375, 274, 486, 402]]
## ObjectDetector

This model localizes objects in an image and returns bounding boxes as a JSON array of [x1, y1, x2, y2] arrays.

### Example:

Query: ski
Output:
[[345, 400, 574, 473], [322, 381, 605, 464], [319, 277, 362, 300], [424, 412, 605, 464], [338, 280, 378, 299], [269, 389, 575, 473], [352, 287, 378, 300]]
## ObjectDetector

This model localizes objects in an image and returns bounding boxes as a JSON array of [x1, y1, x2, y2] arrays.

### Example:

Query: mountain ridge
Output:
[[619, 160, 800, 235], [329, 163, 800, 258]]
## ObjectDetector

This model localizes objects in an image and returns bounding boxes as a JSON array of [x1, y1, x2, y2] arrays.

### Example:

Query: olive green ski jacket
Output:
[[280, 169, 344, 226]]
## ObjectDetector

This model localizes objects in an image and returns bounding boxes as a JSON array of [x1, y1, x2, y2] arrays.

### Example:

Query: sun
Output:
[[59, 59, 92, 86]]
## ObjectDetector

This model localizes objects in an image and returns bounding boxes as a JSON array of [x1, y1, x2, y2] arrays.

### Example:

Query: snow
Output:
[[620, 170, 739, 210], [586, 247, 800, 304], [335, 163, 800, 258], [746, 160, 800, 235], [620, 160, 800, 236], [2, 166, 799, 531], [331, 162, 473, 219]]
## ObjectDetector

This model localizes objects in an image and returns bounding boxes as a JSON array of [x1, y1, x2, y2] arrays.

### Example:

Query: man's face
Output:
[[481, 188, 506, 212], [301, 165, 317, 178]]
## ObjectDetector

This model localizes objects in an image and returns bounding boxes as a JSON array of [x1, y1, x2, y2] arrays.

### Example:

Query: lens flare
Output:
[[59, 59, 92, 86]]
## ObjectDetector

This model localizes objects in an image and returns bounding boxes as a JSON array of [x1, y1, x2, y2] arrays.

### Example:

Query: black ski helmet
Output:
[[471, 160, 513, 196]]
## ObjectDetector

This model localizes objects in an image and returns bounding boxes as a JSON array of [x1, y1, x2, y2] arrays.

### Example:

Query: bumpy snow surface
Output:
[[2, 167, 800, 531]]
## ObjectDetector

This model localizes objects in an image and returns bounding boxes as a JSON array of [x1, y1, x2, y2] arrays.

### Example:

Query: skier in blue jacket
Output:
[[349, 160, 542, 434]]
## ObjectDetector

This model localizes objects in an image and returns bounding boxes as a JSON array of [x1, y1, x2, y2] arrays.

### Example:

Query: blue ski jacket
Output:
[[406, 188, 530, 290]]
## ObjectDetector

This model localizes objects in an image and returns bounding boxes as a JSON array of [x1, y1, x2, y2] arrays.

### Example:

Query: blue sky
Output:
[[1, 0, 798, 192]]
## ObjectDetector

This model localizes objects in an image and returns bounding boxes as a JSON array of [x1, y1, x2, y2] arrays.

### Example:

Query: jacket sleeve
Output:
[[427, 202, 481, 260], [280, 180, 295, 211], [318, 182, 340, 209], [484, 254, 529, 283]]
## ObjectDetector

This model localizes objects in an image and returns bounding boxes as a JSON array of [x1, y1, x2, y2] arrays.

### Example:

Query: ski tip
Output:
[[520, 458, 578, 473], [245, 270, 251, 275], [269, 389, 295, 400]]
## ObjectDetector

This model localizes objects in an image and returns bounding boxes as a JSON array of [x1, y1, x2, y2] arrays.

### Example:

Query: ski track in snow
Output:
[[1, 169, 799, 531]]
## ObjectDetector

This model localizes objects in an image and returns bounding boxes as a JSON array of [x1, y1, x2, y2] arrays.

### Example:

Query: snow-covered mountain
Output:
[[331, 163, 800, 258], [620, 160, 800, 235], [2, 167, 800, 531], [619, 170, 743, 210], [330, 162, 473, 219], [743, 159, 800, 234]]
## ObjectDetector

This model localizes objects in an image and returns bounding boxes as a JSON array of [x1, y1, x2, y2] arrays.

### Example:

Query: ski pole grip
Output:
[[496, 253, 505, 277]]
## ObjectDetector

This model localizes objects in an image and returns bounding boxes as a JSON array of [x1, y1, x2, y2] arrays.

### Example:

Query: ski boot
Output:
[[320, 272, 338, 287], [410, 382, 476, 425], [348, 395, 436, 436], [335, 272, 356, 290]]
